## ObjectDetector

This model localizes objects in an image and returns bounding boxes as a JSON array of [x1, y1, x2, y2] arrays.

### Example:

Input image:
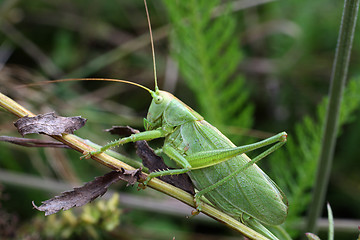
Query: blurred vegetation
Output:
[[0, 0, 359, 239]]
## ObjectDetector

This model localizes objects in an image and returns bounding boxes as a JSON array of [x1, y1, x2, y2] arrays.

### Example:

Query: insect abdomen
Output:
[[169, 120, 287, 225]]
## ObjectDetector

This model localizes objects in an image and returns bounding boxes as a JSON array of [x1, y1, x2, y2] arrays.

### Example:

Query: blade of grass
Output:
[[305, 0, 359, 234], [327, 203, 334, 240]]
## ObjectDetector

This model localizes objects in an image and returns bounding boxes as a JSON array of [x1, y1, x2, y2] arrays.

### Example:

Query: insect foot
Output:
[[80, 149, 102, 159], [135, 172, 148, 190], [137, 182, 147, 190], [191, 209, 200, 216], [193, 193, 204, 214], [142, 175, 154, 187], [136, 175, 153, 190], [80, 150, 92, 159]]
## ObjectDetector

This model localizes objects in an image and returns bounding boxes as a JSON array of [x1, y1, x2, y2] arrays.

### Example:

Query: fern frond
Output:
[[161, 0, 253, 138], [269, 77, 360, 237]]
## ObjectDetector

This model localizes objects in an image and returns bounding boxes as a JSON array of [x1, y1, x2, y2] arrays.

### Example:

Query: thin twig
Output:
[[0, 136, 70, 148]]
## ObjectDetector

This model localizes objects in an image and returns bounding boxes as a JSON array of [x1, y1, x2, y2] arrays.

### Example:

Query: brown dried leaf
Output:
[[33, 169, 142, 216], [14, 112, 86, 136], [106, 125, 140, 136], [107, 126, 195, 195]]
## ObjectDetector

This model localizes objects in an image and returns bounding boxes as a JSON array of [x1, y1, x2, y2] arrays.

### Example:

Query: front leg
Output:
[[82, 129, 168, 159]]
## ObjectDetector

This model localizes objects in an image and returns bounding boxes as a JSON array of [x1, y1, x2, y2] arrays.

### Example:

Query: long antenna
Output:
[[143, 0, 159, 93], [20, 78, 153, 94]]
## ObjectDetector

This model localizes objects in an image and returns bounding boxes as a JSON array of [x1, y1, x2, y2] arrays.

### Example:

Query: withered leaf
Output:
[[107, 126, 195, 195], [33, 169, 142, 216], [14, 112, 86, 136], [106, 125, 140, 136], [0, 136, 70, 148], [135, 139, 195, 195]]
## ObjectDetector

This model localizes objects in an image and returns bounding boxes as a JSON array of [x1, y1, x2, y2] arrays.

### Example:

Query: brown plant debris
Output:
[[33, 169, 142, 216], [14, 112, 86, 136]]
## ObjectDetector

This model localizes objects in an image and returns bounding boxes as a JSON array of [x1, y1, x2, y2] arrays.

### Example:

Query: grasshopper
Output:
[[80, 1, 289, 239]]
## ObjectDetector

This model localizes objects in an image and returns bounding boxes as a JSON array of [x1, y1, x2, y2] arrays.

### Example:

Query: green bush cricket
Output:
[[79, 1, 289, 239]]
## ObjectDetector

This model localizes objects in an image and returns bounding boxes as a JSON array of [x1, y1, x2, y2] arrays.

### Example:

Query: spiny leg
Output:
[[143, 168, 191, 185], [186, 132, 287, 169], [82, 129, 168, 159], [192, 134, 286, 212]]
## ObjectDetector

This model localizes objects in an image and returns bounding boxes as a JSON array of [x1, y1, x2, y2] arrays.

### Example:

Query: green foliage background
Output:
[[0, 0, 359, 239]]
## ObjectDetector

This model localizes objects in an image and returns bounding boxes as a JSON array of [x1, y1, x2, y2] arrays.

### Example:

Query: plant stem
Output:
[[305, 0, 359, 234]]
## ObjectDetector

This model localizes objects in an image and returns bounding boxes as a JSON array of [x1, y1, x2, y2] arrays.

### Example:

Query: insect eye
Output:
[[155, 95, 163, 104]]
